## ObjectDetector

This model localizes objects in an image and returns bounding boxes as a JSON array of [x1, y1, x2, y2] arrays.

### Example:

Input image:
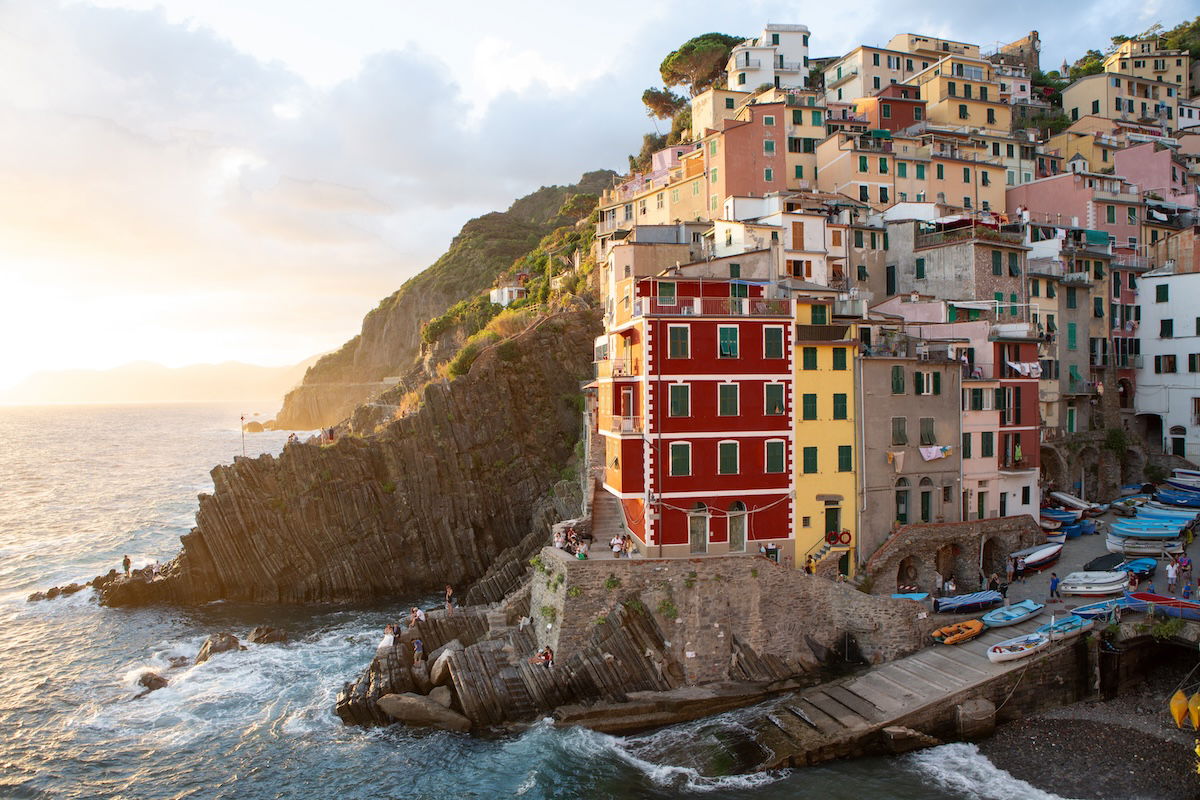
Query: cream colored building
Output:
[[1104, 36, 1191, 98], [886, 33, 980, 61], [823, 46, 924, 105]]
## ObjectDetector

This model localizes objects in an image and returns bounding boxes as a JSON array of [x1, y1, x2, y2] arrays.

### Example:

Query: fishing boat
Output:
[[932, 619, 984, 645], [1044, 531, 1066, 545], [1058, 571, 1130, 596], [981, 599, 1045, 628], [1155, 491, 1200, 509], [1041, 507, 1082, 523], [1050, 491, 1100, 511], [934, 590, 1003, 614], [1135, 506, 1200, 521], [1108, 524, 1184, 540], [987, 632, 1051, 664], [1166, 478, 1200, 493], [1084, 555, 1157, 576], [1111, 497, 1148, 517], [1036, 614, 1094, 642], [1106, 536, 1185, 556], [1173, 468, 1200, 481], [1126, 592, 1200, 622], [1039, 516, 1062, 531], [1146, 500, 1200, 514], [1011, 543, 1063, 573], [1070, 597, 1133, 619]]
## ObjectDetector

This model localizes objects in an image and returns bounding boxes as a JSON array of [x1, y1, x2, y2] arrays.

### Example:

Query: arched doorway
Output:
[[936, 544, 960, 580], [1040, 445, 1069, 492], [1122, 447, 1146, 485], [1117, 378, 1133, 409], [895, 478, 910, 525], [727, 501, 746, 553], [981, 537, 1003, 579], [1170, 426, 1187, 458], [1136, 413, 1164, 453], [1078, 446, 1101, 499], [688, 503, 709, 554], [897, 555, 919, 590], [919, 477, 934, 523]]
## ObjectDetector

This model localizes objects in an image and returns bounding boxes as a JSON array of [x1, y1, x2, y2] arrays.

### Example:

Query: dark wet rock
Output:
[[242, 421, 265, 433], [59, 583, 84, 596], [167, 656, 190, 669], [137, 672, 168, 693], [26, 591, 46, 602], [45, 587, 60, 600], [377, 692, 471, 732], [246, 626, 288, 645], [196, 633, 241, 665]]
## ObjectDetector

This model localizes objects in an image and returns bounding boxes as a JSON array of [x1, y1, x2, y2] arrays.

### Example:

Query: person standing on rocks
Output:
[[412, 638, 423, 663], [122, 555, 131, 577], [444, 585, 454, 616]]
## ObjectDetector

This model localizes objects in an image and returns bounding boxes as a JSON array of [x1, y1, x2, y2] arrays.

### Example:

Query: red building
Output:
[[994, 332, 1041, 515], [855, 84, 926, 132], [595, 276, 794, 557]]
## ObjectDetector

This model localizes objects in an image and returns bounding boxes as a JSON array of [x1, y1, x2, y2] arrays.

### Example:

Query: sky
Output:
[[0, 0, 1195, 391]]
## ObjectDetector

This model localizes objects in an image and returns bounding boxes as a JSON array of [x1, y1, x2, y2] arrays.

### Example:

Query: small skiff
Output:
[[932, 619, 984, 645], [1084, 554, 1156, 577], [1050, 491, 1103, 512], [987, 632, 1051, 663], [1044, 531, 1066, 545], [1106, 536, 1184, 556], [981, 599, 1045, 628], [1011, 543, 1063, 572], [1039, 516, 1063, 531], [1058, 571, 1130, 596], [1036, 614, 1094, 642], [1070, 597, 1132, 619], [934, 590, 1003, 614], [1041, 507, 1082, 522], [1126, 592, 1200, 622]]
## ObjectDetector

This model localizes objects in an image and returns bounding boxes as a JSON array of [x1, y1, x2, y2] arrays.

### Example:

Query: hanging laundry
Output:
[[887, 450, 906, 472], [919, 446, 946, 461]]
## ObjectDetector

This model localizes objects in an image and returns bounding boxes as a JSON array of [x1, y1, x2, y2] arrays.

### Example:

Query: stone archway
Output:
[[981, 537, 1004, 580], [1040, 445, 1070, 493], [1121, 446, 1146, 488], [897, 555, 919, 591], [935, 544, 959, 580], [1078, 446, 1101, 500]]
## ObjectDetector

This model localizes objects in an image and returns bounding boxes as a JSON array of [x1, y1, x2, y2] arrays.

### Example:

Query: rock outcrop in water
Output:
[[92, 311, 598, 607]]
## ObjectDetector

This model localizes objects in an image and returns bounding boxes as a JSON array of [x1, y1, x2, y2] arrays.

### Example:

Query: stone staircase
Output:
[[590, 479, 625, 542]]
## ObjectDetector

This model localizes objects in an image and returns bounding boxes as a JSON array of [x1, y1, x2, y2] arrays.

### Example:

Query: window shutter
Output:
[[891, 365, 904, 394], [914, 370, 924, 395], [932, 371, 941, 395], [994, 387, 1006, 410]]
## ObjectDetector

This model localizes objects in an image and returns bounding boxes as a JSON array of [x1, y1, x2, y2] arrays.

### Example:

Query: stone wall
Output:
[[531, 547, 935, 678], [862, 516, 1043, 595]]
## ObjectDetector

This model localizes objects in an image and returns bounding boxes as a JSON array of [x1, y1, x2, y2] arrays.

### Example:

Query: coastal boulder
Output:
[[429, 640, 463, 687], [246, 626, 288, 645], [377, 692, 471, 732], [196, 633, 241, 664], [429, 686, 453, 708], [242, 421, 265, 433], [137, 671, 169, 693]]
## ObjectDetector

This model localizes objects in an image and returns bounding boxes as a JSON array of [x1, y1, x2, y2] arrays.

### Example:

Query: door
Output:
[[895, 490, 909, 524], [1000, 492, 1008, 517], [977, 491, 987, 520], [824, 506, 841, 542], [886, 264, 897, 296], [1173, 437, 1187, 457], [689, 512, 708, 554], [728, 508, 746, 552], [920, 491, 932, 523]]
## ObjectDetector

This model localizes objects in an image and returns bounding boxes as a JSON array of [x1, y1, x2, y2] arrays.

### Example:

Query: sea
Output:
[[0, 403, 1074, 799]]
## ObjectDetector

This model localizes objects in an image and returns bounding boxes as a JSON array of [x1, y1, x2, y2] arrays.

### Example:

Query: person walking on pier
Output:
[[1049, 572, 1062, 603], [1005, 557, 1015, 586]]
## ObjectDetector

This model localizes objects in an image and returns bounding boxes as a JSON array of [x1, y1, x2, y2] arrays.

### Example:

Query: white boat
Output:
[[1050, 491, 1101, 512], [987, 632, 1051, 663], [1011, 543, 1063, 572], [1173, 468, 1200, 480], [1106, 535, 1184, 556], [1045, 532, 1066, 545], [1036, 614, 1095, 642], [1058, 571, 1131, 596]]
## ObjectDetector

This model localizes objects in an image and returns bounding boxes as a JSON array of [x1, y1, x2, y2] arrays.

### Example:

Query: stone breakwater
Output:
[[336, 548, 938, 733], [85, 311, 599, 607]]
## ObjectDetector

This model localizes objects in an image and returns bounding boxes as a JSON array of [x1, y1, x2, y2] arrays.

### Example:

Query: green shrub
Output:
[[530, 555, 547, 574], [381, 480, 396, 494], [1151, 616, 1184, 640], [496, 341, 520, 362], [540, 605, 557, 622], [567, 586, 582, 598], [657, 599, 679, 619], [604, 575, 621, 591], [627, 599, 645, 615], [595, 615, 608, 625]]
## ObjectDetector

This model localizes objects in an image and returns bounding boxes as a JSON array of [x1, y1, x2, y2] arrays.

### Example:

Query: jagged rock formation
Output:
[[94, 311, 598, 607], [272, 171, 613, 429]]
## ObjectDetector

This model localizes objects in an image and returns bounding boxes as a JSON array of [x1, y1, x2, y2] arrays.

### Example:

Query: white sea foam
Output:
[[907, 742, 1081, 800]]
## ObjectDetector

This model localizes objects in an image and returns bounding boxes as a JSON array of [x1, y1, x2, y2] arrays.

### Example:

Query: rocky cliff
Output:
[[272, 171, 613, 429], [99, 310, 600, 606]]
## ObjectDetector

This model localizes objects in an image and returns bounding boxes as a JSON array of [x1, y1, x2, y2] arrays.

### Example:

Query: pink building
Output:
[[1113, 141, 1196, 207], [1007, 171, 1143, 252]]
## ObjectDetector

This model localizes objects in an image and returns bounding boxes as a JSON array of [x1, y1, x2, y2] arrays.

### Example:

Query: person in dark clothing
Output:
[[1049, 572, 1062, 602], [122, 555, 131, 577]]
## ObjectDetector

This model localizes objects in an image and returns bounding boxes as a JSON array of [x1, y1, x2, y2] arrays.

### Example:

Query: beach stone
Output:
[[429, 642, 462, 687], [377, 692, 470, 732], [429, 686, 453, 708], [196, 632, 240, 664], [242, 421, 265, 433], [137, 671, 168, 693], [246, 626, 288, 645], [60, 583, 84, 596]]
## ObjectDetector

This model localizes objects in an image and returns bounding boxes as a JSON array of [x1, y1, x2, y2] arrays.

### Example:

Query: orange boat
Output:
[[931, 619, 984, 645]]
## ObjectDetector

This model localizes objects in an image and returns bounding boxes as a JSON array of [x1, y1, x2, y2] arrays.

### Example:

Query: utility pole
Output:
[[240, 414, 246, 459]]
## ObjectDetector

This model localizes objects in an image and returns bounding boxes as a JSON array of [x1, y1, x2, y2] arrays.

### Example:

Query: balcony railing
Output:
[[609, 416, 642, 434], [736, 57, 762, 69], [915, 226, 1023, 249], [827, 68, 858, 88], [1000, 457, 1035, 471], [776, 59, 804, 71], [595, 357, 635, 379], [1114, 353, 1143, 369], [634, 297, 792, 318]]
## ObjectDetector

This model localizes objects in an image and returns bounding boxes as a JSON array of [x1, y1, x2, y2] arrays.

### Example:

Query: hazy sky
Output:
[[0, 0, 1192, 390]]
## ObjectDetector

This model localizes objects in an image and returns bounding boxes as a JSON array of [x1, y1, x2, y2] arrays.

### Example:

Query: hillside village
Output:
[[584, 21, 1200, 577]]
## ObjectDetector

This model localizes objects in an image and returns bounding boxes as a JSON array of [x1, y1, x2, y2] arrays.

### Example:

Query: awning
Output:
[[1084, 229, 1109, 246]]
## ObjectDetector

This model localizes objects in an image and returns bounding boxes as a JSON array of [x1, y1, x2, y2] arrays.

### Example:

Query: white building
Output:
[[489, 285, 528, 307], [1179, 98, 1200, 132], [1134, 266, 1200, 459], [726, 24, 811, 92]]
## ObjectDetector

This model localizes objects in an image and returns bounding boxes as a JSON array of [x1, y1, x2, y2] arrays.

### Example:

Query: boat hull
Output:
[[1058, 571, 1130, 596], [1127, 592, 1200, 622], [1106, 536, 1184, 556], [1036, 614, 1095, 642], [981, 599, 1045, 628], [987, 633, 1051, 663]]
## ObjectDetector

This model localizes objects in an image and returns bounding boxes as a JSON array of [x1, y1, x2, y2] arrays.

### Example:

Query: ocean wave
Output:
[[906, 743, 1080, 800]]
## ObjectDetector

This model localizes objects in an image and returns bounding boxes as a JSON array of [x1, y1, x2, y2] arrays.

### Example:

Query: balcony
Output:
[[735, 57, 762, 69], [827, 68, 859, 89], [776, 59, 804, 72], [595, 358, 636, 379], [915, 225, 1023, 249], [1062, 271, 1093, 285], [1113, 254, 1150, 270], [609, 416, 642, 434], [1000, 457, 1036, 472], [634, 296, 792, 318], [1114, 353, 1143, 369]]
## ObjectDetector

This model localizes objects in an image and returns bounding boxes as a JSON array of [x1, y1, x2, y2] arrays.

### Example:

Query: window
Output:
[[669, 442, 690, 476], [811, 304, 828, 325], [669, 384, 690, 417], [729, 263, 740, 279], [1067, 322, 1077, 350], [963, 167, 971, 183], [859, 185, 870, 202], [718, 441, 739, 475], [897, 162, 907, 178], [718, 326, 739, 357], [802, 347, 817, 370], [802, 447, 818, 474], [1066, 287, 1077, 309], [882, 103, 892, 119], [948, 81, 957, 96], [1189, 354, 1200, 373], [914, 107, 923, 121], [667, 325, 689, 359], [891, 365, 905, 394], [936, 163, 944, 180], [1094, 297, 1105, 319], [1161, 318, 1174, 338], [763, 115, 775, 126], [891, 417, 907, 445], [764, 326, 784, 359], [1127, 207, 1136, 226], [833, 393, 848, 420], [737, 72, 746, 85], [880, 186, 889, 203], [872, 53, 880, 66], [765, 440, 785, 473], [879, 157, 889, 174], [718, 383, 738, 416], [982, 171, 990, 187], [763, 140, 775, 156], [1106, 205, 1115, 224], [920, 417, 935, 445], [981, 431, 994, 458], [802, 393, 817, 420], [859, 155, 869, 172], [1008, 252, 1019, 277], [1155, 355, 1178, 373], [1157, 284, 1170, 302], [726, 97, 736, 109], [765, 383, 785, 415], [764, 167, 774, 182], [992, 250, 1002, 275], [958, 104, 969, 119], [811, 110, 822, 126], [1094, 260, 1105, 279], [962, 432, 972, 459], [987, 108, 996, 125], [657, 282, 676, 306], [854, 230, 864, 248], [838, 445, 853, 472], [794, 164, 804, 179], [832, 347, 847, 370]]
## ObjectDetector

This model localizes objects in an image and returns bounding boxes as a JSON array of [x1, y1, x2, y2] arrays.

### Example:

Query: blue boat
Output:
[[1036, 614, 1094, 641], [981, 599, 1045, 628], [1155, 492, 1200, 509], [891, 592, 929, 602], [1110, 521, 1184, 533], [1078, 520, 1098, 535], [1136, 506, 1200, 521], [1166, 479, 1200, 493], [1127, 592, 1200, 622], [1061, 523, 1083, 539], [934, 589, 1003, 614], [1041, 508, 1081, 522], [1108, 526, 1184, 540], [1114, 558, 1157, 577], [1070, 597, 1132, 619]]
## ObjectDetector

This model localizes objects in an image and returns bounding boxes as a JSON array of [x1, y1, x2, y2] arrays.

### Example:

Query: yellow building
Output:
[[886, 33, 980, 61], [793, 294, 859, 575], [909, 56, 1011, 135], [1061, 72, 1180, 132], [691, 87, 752, 139], [1105, 36, 1191, 98]]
